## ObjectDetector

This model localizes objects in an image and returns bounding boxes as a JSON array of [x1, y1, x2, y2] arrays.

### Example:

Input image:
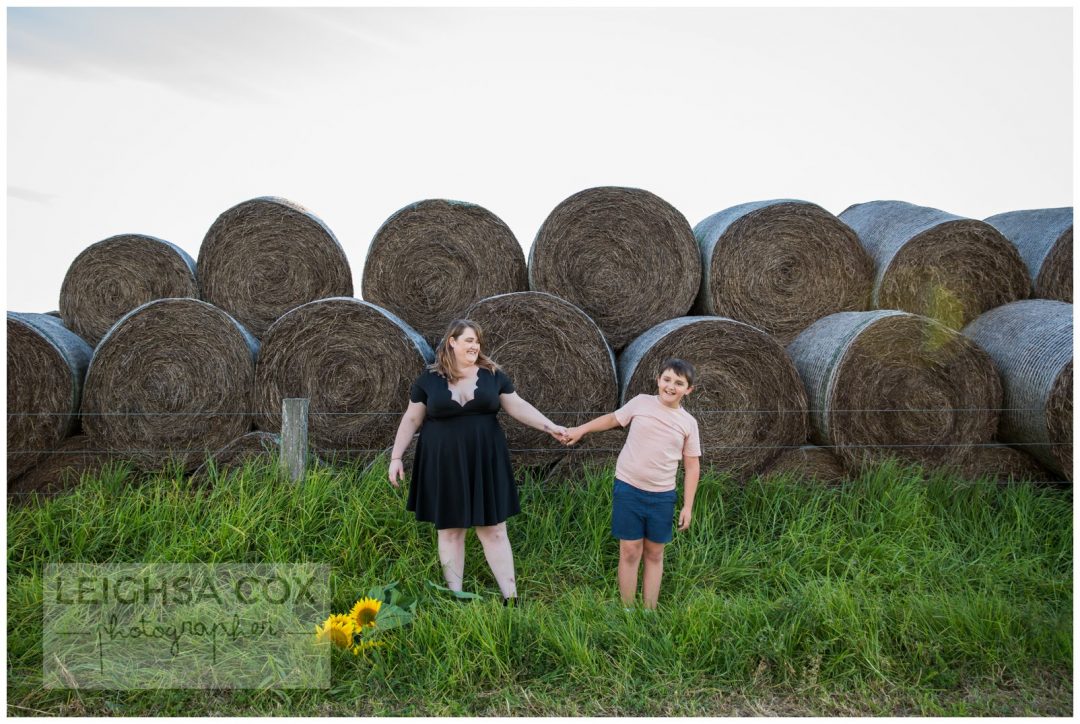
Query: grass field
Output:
[[6, 458, 1073, 716]]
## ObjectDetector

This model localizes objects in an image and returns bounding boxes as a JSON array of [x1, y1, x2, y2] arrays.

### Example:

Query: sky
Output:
[[5, 5, 1074, 314]]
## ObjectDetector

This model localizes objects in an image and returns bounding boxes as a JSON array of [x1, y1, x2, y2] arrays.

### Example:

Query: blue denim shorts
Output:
[[611, 478, 677, 544]]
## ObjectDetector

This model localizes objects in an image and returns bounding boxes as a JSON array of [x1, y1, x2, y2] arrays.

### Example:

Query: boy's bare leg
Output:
[[436, 528, 467, 591], [641, 540, 666, 609], [618, 539, 644, 605], [475, 522, 517, 598]]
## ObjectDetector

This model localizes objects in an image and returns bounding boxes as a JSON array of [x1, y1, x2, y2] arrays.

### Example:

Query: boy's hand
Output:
[[677, 506, 692, 531], [561, 426, 585, 446], [545, 424, 568, 442]]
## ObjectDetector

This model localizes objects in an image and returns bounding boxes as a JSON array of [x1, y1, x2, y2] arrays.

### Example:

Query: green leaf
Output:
[[426, 580, 480, 599]]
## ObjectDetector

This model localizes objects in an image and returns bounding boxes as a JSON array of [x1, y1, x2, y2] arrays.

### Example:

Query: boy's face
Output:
[[656, 369, 693, 407]]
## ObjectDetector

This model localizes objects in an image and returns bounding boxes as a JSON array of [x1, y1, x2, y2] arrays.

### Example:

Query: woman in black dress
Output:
[[389, 319, 565, 603]]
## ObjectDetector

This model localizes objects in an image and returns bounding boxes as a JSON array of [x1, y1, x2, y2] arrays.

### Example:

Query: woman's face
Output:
[[448, 327, 481, 368]]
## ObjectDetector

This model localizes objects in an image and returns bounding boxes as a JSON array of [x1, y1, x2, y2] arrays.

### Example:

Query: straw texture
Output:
[[7, 313, 93, 479], [961, 299, 1072, 480], [787, 310, 1002, 473], [81, 298, 259, 471], [528, 187, 701, 350], [362, 199, 528, 345], [464, 291, 620, 466], [984, 207, 1073, 303], [198, 197, 352, 338], [840, 201, 1030, 330], [694, 200, 873, 344], [946, 444, 1053, 484], [190, 431, 280, 482], [253, 297, 433, 463], [8, 435, 114, 500], [59, 234, 199, 346], [757, 444, 847, 485], [619, 316, 808, 478]]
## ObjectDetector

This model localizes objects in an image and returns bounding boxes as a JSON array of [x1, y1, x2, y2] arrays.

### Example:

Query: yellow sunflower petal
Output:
[[349, 597, 383, 629]]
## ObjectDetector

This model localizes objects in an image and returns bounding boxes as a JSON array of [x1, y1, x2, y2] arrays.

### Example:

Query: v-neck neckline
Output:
[[446, 369, 481, 408]]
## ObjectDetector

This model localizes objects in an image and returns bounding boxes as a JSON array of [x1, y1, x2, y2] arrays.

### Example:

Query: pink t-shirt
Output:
[[614, 394, 702, 492]]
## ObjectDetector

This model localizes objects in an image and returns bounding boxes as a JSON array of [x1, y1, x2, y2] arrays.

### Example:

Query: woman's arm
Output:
[[388, 401, 426, 487], [500, 392, 566, 438]]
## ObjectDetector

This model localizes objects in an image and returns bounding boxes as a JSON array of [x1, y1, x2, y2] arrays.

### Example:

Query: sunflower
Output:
[[315, 614, 355, 649], [351, 640, 387, 656], [349, 597, 382, 629]]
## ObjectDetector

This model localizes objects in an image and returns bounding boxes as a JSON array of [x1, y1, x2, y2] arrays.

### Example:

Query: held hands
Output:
[[544, 423, 568, 443], [559, 426, 585, 446], [388, 458, 405, 488]]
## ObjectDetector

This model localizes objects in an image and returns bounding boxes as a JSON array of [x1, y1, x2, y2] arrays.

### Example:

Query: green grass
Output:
[[7, 458, 1072, 715]]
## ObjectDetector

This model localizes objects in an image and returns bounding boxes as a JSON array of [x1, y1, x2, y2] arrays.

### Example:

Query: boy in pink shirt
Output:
[[562, 359, 701, 608]]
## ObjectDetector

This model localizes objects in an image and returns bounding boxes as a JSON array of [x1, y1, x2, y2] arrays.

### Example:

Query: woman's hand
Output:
[[545, 423, 568, 442], [561, 426, 585, 446], [388, 458, 405, 488]]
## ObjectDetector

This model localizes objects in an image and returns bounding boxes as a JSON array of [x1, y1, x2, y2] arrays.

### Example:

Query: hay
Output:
[[757, 444, 847, 485], [80, 298, 259, 471], [198, 197, 353, 338], [361, 199, 528, 345], [944, 443, 1053, 484], [984, 207, 1073, 303], [190, 431, 280, 482], [8, 435, 114, 500], [7, 313, 93, 479], [528, 186, 701, 350], [787, 310, 1002, 473], [59, 234, 199, 346], [253, 297, 433, 464], [839, 200, 1031, 330], [464, 291, 620, 467], [694, 200, 873, 344], [618, 316, 808, 478], [961, 299, 1072, 480]]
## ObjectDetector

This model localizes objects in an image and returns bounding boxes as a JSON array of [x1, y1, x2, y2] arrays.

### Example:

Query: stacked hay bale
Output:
[[362, 199, 528, 345], [7, 313, 93, 479], [840, 201, 1031, 330], [190, 431, 281, 483], [962, 299, 1072, 481], [463, 291, 620, 467], [757, 444, 847, 485], [198, 197, 353, 338], [59, 234, 199, 346], [528, 187, 701, 350], [8, 435, 116, 500], [947, 444, 1053, 484], [619, 316, 808, 479], [81, 298, 259, 471], [693, 200, 874, 344], [253, 297, 433, 464], [787, 310, 1002, 473], [984, 207, 1073, 303]]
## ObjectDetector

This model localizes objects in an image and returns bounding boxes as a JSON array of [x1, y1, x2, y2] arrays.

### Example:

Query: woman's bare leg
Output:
[[474, 522, 517, 598], [436, 528, 467, 591]]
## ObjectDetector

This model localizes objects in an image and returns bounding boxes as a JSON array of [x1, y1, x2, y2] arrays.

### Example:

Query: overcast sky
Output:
[[6, 6, 1073, 314]]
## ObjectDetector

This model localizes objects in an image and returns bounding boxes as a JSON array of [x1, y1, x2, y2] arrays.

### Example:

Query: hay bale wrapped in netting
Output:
[[984, 207, 1073, 303], [361, 199, 528, 345], [757, 444, 847, 485], [198, 197, 353, 338], [693, 200, 873, 345], [839, 200, 1031, 330], [253, 298, 433, 463], [618, 316, 808, 478], [962, 299, 1072, 480], [81, 298, 259, 471], [59, 234, 199, 346], [787, 309, 1002, 473], [464, 292, 620, 467], [7, 313, 93, 479], [8, 435, 116, 500], [528, 187, 701, 350], [190, 432, 280, 482], [944, 443, 1053, 484]]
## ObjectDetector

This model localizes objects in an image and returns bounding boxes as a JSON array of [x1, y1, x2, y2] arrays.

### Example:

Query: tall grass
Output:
[[7, 458, 1072, 715]]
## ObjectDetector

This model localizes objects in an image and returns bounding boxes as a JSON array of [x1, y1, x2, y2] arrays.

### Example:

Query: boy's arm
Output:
[[563, 413, 621, 445], [677, 454, 700, 531]]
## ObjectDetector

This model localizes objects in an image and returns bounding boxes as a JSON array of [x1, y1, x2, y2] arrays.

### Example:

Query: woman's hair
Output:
[[429, 318, 501, 381]]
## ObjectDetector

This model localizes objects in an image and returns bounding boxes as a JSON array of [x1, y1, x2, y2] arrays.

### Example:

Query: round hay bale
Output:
[[528, 187, 701, 350], [839, 200, 1031, 330], [757, 444, 847, 485], [198, 197, 353, 338], [693, 200, 873, 344], [361, 199, 528, 345], [81, 298, 259, 471], [8, 434, 115, 500], [59, 234, 199, 346], [618, 316, 808, 479], [944, 443, 1053, 484], [464, 291, 620, 467], [253, 298, 433, 464], [984, 207, 1073, 303], [787, 309, 1002, 473], [190, 431, 280, 482], [7, 312, 93, 479], [961, 299, 1072, 480]]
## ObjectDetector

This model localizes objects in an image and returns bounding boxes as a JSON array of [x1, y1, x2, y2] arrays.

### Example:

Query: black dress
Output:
[[406, 367, 520, 529]]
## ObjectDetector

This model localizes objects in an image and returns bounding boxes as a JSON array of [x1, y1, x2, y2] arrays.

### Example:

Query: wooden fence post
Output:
[[281, 398, 310, 482]]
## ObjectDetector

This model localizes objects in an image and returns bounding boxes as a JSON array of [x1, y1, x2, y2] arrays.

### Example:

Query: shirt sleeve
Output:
[[683, 417, 702, 457], [495, 369, 515, 394], [409, 374, 428, 404], [613, 394, 644, 427]]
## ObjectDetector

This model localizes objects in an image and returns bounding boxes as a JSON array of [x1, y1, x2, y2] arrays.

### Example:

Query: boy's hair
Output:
[[658, 358, 695, 387]]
